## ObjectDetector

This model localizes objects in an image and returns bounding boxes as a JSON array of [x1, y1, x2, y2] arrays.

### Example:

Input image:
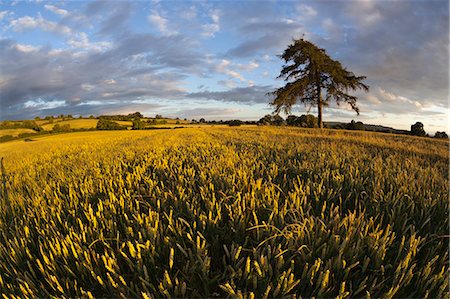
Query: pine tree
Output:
[[270, 38, 369, 128]]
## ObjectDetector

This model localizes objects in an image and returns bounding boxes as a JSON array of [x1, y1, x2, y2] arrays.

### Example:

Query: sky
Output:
[[0, 0, 448, 133]]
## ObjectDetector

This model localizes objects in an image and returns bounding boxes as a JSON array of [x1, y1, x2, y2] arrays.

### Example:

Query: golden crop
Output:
[[0, 127, 448, 297]]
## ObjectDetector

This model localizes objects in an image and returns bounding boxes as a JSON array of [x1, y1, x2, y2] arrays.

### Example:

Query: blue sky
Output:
[[0, 0, 448, 133]]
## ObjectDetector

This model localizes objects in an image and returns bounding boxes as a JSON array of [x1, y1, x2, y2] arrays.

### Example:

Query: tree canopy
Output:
[[270, 38, 369, 128], [411, 122, 426, 137]]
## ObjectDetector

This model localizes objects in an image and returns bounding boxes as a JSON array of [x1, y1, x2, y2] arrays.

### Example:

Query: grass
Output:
[[0, 127, 447, 297]]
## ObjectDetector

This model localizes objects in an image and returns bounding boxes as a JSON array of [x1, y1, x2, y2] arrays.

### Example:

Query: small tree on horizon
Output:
[[411, 122, 426, 137], [270, 38, 369, 128], [434, 131, 448, 138]]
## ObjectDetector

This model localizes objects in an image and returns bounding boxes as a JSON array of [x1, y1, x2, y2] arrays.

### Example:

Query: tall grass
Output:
[[0, 127, 447, 297]]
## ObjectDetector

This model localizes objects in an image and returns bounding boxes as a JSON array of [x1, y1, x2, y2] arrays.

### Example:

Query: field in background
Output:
[[0, 128, 36, 137], [0, 127, 447, 297], [38, 119, 133, 130], [20, 117, 196, 131]]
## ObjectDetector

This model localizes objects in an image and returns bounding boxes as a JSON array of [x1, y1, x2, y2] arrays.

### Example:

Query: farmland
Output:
[[0, 128, 36, 138], [0, 127, 448, 297]]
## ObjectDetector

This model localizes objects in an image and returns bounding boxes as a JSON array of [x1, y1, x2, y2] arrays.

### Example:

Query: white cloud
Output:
[[0, 10, 10, 21], [44, 4, 68, 16], [81, 84, 95, 91], [218, 79, 237, 88], [378, 88, 398, 102], [68, 32, 112, 52], [322, 18, 342, 40], [9, 14, 72, 35], [182, 6, 197, 20], [148, 10, 177, 36], [24, 99, 65, 110], [103, 79, 117, 85], [366, 94, 381, 105], [215, 59, 245, 81], [237, 60, 259, 72], [15, 44, 39, 53], [347, 0, 382, 27], [262, 54, 272, 61], [201, 23, 220, 38], [297, 4, 317, 18], [201, 9, 220, 37]]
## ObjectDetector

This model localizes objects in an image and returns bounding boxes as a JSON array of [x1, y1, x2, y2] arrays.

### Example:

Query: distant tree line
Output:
[[98, 112, 143, 122], [258, 114, 321, 128], [434, 131, 448, 139], [255, 115, 448, 138], [0, 120, 43, 132], [410, 122, 448, 139], [2, 112, 446, 140]]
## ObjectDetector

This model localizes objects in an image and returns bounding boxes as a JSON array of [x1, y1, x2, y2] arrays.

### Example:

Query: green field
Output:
[[0, 127, 447, 297]]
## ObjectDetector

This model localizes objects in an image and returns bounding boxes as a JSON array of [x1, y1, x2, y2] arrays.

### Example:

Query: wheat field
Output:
[[0, 127, 447, 298]]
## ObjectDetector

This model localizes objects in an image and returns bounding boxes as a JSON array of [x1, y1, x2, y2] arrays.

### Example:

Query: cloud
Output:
[[24, 98, 65, 110], [187, 85, 273, 104], [148, 10, 177, 36], [0, 10, 11, 21], [1, 0, 447, 132], [15, 43, 39, 53], [44, 4, 68, 16], [225, 18, 306, 58], [355, 86, 436, 116], [9, 14, 72, 35], [297, 4, 317, 18], [0, 37, 198, 119], [68, 32, 112, 51], [181, 6, 197, 20], [98, 2, 133, 36], [237, 60, 259, 72], [201, 9, 220, 37], [215, 59, 245, 81], [289, 1, 448, 112], [173, 107, 242, 119]]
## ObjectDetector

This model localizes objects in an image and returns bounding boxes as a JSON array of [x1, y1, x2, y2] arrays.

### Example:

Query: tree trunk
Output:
[[318, 100, 323, 128], [317, 81, 323, 128]]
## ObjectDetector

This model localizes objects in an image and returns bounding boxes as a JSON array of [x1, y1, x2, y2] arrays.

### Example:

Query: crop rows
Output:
[[0, 127, 448, 297]]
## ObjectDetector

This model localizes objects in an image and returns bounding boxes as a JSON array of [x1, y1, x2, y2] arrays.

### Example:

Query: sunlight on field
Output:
[[0, 128, 36, 137], [0, 127, 448, 297]]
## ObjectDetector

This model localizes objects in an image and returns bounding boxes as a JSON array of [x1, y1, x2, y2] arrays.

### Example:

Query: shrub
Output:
[[434, 131, 448, 138], [52, 124, 71, 132], [96, 119, 124, 130], [132, 119, 145, 130], [0, 135, 14, 142], [411, 122, 426, 137], [346, 120, 365, 131], [228, 120, 242, 126]]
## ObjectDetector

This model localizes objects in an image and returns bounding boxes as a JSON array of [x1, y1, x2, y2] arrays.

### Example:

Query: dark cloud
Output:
[[223, 0, 448, 110], [12, 101, 165, 120], [226, 34, 287, 58], [97, 2, 133, 36], [0, 35, 203, 119], [0, 0, 447, 130], [305, 1, 449, 107], [170, 107, 242, 120], [187, 85, 273, 104], [225, 20, 305, 58]]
